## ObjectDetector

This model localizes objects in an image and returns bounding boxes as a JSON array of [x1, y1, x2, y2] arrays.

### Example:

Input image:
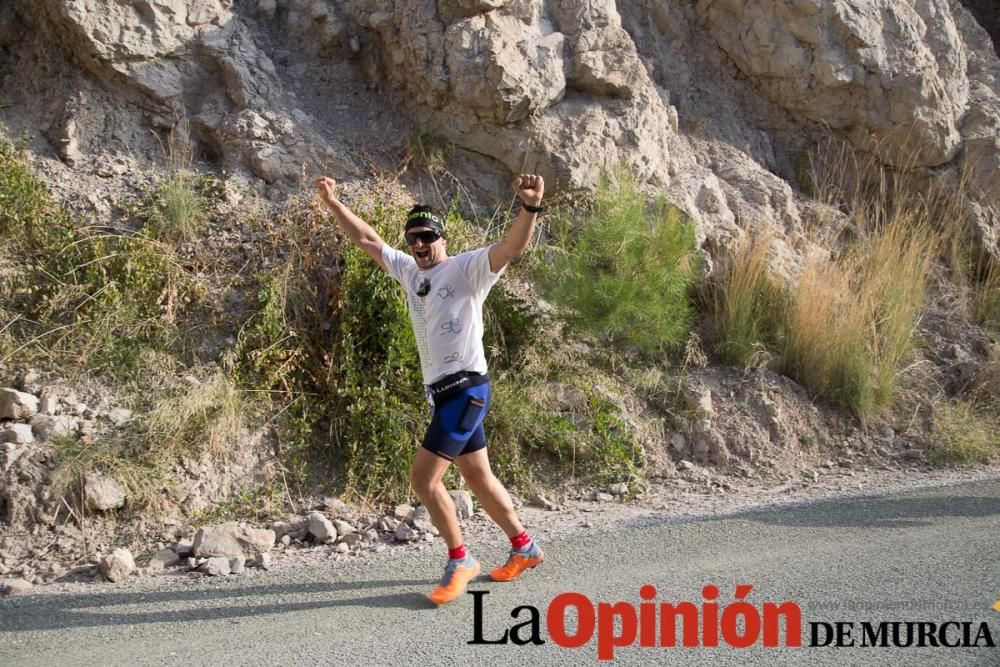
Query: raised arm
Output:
[[314, 177, 387, 272], [488, 174, 545, 273]]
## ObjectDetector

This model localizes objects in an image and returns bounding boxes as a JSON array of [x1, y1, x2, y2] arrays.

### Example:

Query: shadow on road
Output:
[[0, 577, 439, 633], [740, 493, 1000, 529], [620, 484, 1000, 533]]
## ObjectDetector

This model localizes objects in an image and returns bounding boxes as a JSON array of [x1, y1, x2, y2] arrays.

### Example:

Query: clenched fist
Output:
[[513, 174, 544, 207], [314, 176, 337, 202]]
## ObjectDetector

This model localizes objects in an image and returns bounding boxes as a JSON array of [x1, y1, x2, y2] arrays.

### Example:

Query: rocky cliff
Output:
[[1, 0, 997, 259]]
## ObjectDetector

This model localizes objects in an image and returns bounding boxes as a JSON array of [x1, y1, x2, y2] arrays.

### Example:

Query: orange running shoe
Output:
[[490, 544, 544, 582], [428, 556, 481, 605]]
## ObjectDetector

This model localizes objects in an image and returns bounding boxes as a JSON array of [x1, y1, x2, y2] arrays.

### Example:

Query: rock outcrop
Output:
[[345, 0, 675, 189], [695, 0, 969, 167], [1, 1, 997, 249], [14, 0, 353, 184]]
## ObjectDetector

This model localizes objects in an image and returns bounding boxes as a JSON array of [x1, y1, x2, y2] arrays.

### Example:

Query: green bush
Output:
[[232, 197, 426, 499], [485, 373, 643, 487], [3, 130, 651, 506], [540, 168, 700, 355], [0, 133, 201, 377], [331, 204, 427, 499], [483, 284, 541, 371], [0, 135, 80, 307], [142, 172, 215, 243], [232, 198, 342, 484]]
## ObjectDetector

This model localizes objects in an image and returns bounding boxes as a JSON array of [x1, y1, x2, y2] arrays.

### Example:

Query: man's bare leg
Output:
[[410, 447, 463, 548], [456, 447, 543, 582], [454, 448, 524, 537], [411, 447, 481, 603]]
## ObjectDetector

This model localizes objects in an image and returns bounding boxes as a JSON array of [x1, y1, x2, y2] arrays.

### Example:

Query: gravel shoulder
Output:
[[11, 462, 1000, 599]]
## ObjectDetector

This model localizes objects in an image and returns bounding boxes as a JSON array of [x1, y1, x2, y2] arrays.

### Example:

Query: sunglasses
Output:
[[405, 229, 443, 246]]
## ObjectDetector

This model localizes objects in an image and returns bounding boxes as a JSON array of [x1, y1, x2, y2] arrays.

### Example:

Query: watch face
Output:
[[416, 278, 431, 297]]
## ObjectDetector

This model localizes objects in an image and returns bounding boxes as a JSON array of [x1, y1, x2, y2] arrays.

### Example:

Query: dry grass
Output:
[[145, 118, 208, 243], [760, 137, 943, 415], [709, 173, 939, 416], [709, 228, 779, 366], [972, 255, 1000, 331], [931, 398, 1000, 464], [781, 256, 871, 408], [0, 131, 206, 378], [50, 374, 248, 509], [864, 217, 938, 403], [145, 373, 247, 459], [902, 344, 1000, 466], [794, 135, 1000, 444], [782, 211, 938, 415]]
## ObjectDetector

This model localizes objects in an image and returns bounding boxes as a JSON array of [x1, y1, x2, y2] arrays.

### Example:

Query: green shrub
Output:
[[541, 168, 700, 355], [232, 196, 426, 499], [232, 198, 342, 484], [587, 391, 644, 484], [929, 346, 1000, 465], [486, 373, 642, 487], [483, 284, 541, 371], [483, 378, 571, 487], [0, 135, 79, 305], [231, 194, 646, 500], [331, 204, 426, 499], [4, 129, 651, 506], [142, 172, 212, 243], [0, 133, 202, 377]]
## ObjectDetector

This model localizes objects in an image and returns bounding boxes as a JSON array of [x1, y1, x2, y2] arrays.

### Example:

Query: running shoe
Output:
[[490, 543, 544, 582], [428, 555, 481, 604]]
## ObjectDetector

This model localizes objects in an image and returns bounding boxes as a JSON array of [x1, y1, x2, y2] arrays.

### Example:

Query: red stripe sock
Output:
[[448, 544, 467, 561], [510, 531, 531, 550]]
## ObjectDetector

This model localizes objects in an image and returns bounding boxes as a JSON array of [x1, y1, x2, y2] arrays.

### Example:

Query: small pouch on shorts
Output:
[[458, 397, 486, 431]]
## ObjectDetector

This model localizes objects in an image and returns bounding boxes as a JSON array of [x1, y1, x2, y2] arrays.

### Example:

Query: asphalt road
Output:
[[2, 479, 999, 666]]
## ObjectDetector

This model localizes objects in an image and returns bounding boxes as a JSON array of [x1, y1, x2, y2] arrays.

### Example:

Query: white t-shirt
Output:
[[381, 244, 505, 385]]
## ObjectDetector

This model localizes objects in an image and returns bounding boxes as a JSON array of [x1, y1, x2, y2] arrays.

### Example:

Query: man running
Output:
[[315, 174, 546, 604]]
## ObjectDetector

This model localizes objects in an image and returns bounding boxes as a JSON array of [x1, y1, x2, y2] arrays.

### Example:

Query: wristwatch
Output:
[[522, 201, 545, 213]]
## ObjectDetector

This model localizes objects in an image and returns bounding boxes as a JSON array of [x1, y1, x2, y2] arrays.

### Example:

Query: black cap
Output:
[[405, 206, 445, 236]]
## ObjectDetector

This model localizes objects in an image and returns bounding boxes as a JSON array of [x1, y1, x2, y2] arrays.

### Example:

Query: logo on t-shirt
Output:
[[441, 318, 462, 335]]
